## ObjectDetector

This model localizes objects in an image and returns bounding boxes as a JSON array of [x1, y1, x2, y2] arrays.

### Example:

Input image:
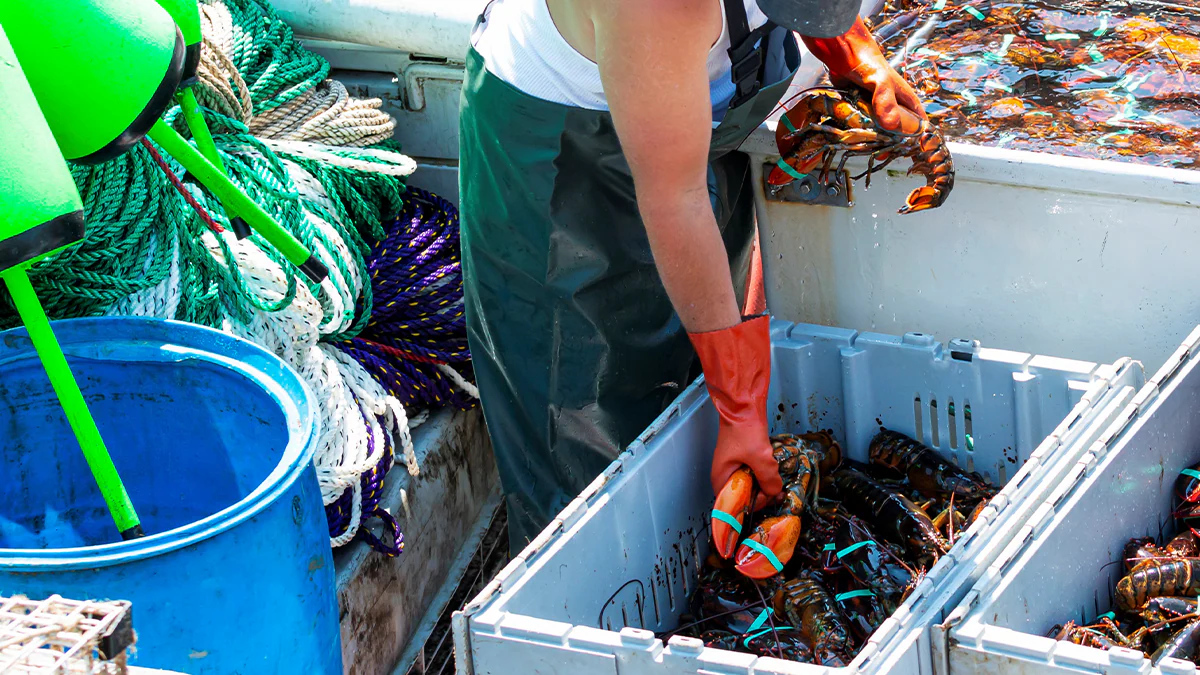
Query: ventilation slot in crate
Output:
[[913, 394, 977, 474]]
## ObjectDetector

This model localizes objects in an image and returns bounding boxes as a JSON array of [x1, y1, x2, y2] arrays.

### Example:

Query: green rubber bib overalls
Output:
[[460, 1, 802, 548]]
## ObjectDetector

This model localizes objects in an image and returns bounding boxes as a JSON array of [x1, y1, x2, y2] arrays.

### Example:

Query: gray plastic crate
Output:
[[453, 320, 1144, 675], [942, 325, 1200, 675]]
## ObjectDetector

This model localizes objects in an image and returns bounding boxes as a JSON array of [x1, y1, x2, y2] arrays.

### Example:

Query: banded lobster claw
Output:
[[711, 467, 758, 559], [735, 515, 803, 579]]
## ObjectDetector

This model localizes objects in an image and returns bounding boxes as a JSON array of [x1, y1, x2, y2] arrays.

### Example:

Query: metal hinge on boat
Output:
[[763, 164, 854, 208]]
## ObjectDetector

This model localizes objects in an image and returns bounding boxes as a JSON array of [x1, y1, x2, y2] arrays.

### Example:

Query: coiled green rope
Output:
[[215, 0, 329, 117]]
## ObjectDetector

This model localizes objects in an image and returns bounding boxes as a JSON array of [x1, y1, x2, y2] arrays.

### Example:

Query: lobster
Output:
[[778, 571, 855, 667], [829, 466, 946, 570], [686, 568, 816, 661], [832, 584, 889, 643], [1124, 531, 1200, 573], [700, 628, 815, 662], [1151, 618, 1200, 665], [1050, 617, 1146, 651], [827, 515, 915, 612], [711, 432, 843, 580], [868, 429, 994, 502], [769, 84, 955, 215], [1116, 558, 1200, 611]]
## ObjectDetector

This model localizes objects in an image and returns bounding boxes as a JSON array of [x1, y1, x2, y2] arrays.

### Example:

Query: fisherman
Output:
[[459, 0, 928, 548]]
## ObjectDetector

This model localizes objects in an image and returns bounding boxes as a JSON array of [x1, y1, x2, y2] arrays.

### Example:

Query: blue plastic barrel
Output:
[[0, 317, 341, 674]]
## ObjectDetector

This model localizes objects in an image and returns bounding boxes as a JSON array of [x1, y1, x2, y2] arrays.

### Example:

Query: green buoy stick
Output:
[[0, 19, 143, 541], [178, 89, 224, 173], [155, 0, 252, 239], [176, 88, 253, 239], [2, 266, 144, 540], [147, 119, 329, 283]]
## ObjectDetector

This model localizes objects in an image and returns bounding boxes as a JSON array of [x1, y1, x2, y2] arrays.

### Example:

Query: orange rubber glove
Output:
[[802, 17, 928, 134], [689, 315, 783, 507]]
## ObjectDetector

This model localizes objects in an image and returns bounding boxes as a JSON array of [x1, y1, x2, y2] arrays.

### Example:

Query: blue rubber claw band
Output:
[[774, 158, 807, 181], [743, 625, 796, 647], [835, 589, 877, 602], [747, 607, 774, 633], [781, 114, 798, 134], [743, 607, 798, 647], [711, 509, 742, 535], [742, 539, 785, 572], [1181, 469, 1200, 481], [823, 543, 837, 551], [837, 540, 876, 559]]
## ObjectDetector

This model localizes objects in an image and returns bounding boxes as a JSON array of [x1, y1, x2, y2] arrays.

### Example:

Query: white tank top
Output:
[[472, 0, 771, 119]]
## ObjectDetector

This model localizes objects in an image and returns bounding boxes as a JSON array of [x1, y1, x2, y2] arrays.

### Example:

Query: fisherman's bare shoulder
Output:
[[592, 0, 720, 30], [549, 0, 722, 62]]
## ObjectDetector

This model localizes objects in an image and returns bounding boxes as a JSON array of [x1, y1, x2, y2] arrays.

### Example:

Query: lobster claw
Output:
[[711, 467, 757, 559], [767, 153, 825, 187], [767, 161, 801, 187], [734, 515, 802, 580]]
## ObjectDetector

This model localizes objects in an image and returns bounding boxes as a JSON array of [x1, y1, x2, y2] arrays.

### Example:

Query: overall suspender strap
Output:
[[725, 0, 778, 108]]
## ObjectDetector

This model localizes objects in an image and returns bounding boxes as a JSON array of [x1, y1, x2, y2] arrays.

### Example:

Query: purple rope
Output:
[[339, 339, 474, 410], [340, 187, 476, 410]]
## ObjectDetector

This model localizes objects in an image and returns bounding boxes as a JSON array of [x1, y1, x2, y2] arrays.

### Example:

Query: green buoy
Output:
[[0, 24, 144, 541], [2, 0, 329, 284], [0, 0, 185, 165]]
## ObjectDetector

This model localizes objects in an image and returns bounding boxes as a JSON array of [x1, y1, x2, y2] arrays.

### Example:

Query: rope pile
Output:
[[195, 0, 396, 147], [0, 0, 476, 554]]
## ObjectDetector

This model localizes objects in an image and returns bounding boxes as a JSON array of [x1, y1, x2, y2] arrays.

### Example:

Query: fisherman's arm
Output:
[[594, 0, 784, 500], [595, 0, 737, 334]]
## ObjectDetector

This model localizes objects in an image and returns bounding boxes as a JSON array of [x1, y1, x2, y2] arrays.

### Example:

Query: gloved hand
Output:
[[802, 17, 927, 134], [689, 315, 784, 508]]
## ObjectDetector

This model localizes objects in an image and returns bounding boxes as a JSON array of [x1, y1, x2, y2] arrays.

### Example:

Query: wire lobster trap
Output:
[[0, 594, 134, 674]]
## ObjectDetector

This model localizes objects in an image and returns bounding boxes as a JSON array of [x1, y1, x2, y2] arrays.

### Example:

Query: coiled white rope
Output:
[[105, 157, 428, 547], [197, 1, 396, 147]]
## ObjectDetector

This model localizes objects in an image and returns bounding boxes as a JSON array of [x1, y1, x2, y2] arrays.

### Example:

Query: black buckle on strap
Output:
[[727, 22, 776, 108], [730, 47, 763, 87]]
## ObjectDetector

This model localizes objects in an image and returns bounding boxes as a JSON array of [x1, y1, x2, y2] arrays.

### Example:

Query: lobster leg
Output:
[[782, 122, 837, 144], [854, 150, 901, 186], [835, 145, 893, 186], [807, 124, 882, 146], [817, 147, 840, 184]]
